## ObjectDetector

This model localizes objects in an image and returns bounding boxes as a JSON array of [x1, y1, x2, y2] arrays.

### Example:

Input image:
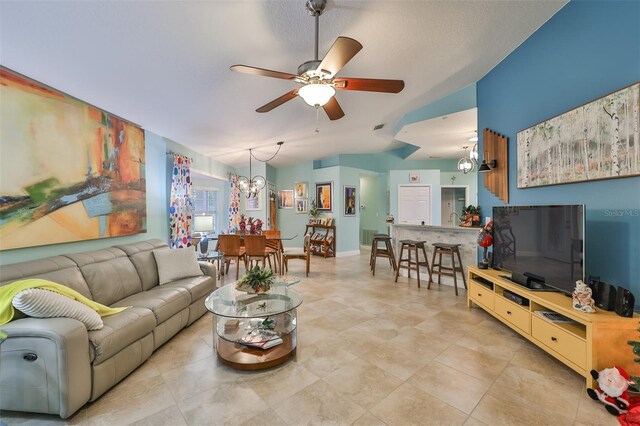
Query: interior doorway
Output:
[[440, 185, 468, 226]]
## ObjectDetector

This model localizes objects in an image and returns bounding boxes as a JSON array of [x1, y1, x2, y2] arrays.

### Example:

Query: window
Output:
[[192, 188, 218, 234]]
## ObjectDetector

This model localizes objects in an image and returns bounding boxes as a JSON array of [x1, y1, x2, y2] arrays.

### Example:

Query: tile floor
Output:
[[2, 252, 617, 425]]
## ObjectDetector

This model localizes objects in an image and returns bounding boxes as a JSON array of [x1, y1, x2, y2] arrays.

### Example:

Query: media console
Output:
[[467, 266, 638, 387]]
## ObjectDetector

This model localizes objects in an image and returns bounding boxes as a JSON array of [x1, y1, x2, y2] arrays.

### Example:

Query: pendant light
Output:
[[457, 146, 475, 174]]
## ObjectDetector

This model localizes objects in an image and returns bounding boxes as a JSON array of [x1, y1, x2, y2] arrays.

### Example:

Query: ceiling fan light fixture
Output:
[[299, 82, 335, 107]]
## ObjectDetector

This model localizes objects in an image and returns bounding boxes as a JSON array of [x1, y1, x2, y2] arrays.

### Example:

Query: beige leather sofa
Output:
[[0, 239, 216, 418]]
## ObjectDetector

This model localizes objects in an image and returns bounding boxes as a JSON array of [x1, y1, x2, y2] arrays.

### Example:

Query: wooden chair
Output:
[[282, 235, 311, 277], [216, 234, 246, 280], [263, 230, 282, 273], [243, 235, 276, 271]]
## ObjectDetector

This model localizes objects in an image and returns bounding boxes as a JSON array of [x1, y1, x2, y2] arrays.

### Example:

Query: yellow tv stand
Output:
[[467, 266, 638, 387]]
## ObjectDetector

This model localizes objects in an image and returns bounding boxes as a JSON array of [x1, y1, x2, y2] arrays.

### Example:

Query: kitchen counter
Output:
[[392, 224, 482, 233], [391, 224, 481, 287]]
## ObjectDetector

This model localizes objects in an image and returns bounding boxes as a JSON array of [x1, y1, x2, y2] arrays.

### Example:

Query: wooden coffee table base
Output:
[[215, 332, 296, 370]]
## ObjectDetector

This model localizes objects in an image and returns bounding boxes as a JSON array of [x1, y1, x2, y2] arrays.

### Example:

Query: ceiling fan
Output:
[[230, 0, 405, 121]]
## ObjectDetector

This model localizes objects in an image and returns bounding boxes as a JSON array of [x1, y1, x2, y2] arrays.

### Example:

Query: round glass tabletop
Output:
[[205, 283, 303, 318]]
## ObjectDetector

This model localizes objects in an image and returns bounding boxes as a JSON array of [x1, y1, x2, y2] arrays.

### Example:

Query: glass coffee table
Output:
[[204, 282, 303, 370], [197, 250, 225, 279]]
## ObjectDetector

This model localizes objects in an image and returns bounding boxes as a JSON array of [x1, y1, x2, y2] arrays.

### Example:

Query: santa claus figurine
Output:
[[587, 366, 634, 415]]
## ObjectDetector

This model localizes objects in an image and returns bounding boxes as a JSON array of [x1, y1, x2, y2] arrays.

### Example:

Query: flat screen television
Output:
[[492, 204, 585, 295]]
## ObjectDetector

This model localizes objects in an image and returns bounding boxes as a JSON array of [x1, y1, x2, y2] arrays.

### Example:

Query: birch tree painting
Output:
[[517, 82, 640, 188]]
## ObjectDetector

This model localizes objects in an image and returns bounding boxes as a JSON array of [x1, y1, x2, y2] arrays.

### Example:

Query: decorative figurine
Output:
[[572, 280, 596, 313]]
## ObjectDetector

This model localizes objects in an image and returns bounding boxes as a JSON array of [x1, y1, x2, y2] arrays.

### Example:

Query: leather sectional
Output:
[[0, 239, 215, 418]]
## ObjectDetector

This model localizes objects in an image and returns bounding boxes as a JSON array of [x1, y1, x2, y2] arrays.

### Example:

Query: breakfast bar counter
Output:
[[391, 224, 481, 285]]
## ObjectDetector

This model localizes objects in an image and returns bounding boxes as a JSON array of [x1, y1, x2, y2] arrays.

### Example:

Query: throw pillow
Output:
[[153, 248, 204, 285], [12, 288, 104, 330]]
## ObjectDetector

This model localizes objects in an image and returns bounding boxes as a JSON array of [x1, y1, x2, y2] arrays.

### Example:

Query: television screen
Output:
[[492, 205, 585, 294]]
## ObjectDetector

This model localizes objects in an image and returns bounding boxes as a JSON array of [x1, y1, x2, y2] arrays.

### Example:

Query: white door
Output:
[[398, 185, 431, 225]]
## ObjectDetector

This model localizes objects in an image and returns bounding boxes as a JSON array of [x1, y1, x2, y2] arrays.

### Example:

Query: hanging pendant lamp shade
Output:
[[457, 146, 475, 174]]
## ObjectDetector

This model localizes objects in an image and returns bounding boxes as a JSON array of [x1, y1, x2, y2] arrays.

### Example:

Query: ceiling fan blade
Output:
[[230, 65, 298, 81], [333, 78, 405, 93], [317, 37, 363, 77], [323, 96, 345, 121], [256, 89, 300, 113]]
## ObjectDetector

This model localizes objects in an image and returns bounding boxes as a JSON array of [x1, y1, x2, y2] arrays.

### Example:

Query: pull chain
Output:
[[315, 106, 320, 133]]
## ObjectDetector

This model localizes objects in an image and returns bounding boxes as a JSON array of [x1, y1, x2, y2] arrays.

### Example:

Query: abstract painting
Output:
[[517, 82, 640, 188], [316, 182, 332, 212], [344, 186, 356, 216], [0, 67, 146, 250]]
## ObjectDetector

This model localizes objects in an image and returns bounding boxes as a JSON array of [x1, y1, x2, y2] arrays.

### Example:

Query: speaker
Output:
[[594, 282, 617, 311], [615, 286, 635, 318]]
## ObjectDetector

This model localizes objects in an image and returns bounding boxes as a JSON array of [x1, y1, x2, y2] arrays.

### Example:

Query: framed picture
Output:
[[409, 171, 420, 183], [315, 182, 333, 212], [0, 67, 146, 250], [278, 190, 293, 209], [517, 82, 640, 188], [294, 181, 308, 199], [344, 186, 356, 216], [245, 191, 262, 210], [295, 199, 308, 213]]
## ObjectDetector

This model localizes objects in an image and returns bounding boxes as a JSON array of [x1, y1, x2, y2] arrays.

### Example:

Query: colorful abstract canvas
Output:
[[0, 68, 146, 250]]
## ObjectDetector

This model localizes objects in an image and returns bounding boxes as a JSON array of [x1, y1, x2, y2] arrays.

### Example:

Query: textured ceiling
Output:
[[0, 1, 566, 168]]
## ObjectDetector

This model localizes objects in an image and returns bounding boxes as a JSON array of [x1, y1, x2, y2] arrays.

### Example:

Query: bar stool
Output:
[[370, 234, 397, 275], [370, 233, 390, 268], [428, 243, 467, 295], [394, 240, 430, 287]]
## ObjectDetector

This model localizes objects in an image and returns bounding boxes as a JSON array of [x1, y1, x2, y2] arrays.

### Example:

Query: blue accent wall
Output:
[[477, 1, 640, 295]]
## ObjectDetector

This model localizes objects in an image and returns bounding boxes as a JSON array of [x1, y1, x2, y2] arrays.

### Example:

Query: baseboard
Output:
[[336, 250, 361, 257]]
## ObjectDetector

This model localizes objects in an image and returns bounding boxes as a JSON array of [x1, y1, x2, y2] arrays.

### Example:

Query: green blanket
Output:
[[0, 278, 127, 326]]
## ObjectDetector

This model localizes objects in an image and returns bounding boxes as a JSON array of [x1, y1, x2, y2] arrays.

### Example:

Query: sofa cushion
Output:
[[160, 275, 215, 303], [153, 248, 203, 285], [66, 248, 143, 306], [88, 307, 155, 365], [115, 239, 168, 291], [12, 288, 103, 330], [0, 256, 93, 300], [112, 286, 191, 324]]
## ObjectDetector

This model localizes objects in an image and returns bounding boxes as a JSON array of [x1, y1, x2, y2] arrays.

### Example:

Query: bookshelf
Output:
[[305, 224, 336, 258]]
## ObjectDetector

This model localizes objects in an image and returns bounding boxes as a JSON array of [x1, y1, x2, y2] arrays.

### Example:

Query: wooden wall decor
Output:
[[482, 128, 509, 203]]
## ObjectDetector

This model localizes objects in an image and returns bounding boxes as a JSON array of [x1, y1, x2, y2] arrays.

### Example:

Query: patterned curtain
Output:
[[169, 154, 193, 248], [228, 173, 240, 233]]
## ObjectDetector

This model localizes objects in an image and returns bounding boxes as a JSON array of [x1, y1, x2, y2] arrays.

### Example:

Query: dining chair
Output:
[[263, 230, 282, 273], [216, 234, 246, 280], [243, 235, 276, 271], [282, 234, 311, 277]]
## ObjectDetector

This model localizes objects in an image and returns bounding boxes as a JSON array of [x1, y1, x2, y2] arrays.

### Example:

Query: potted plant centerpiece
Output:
[[236, 265, 276, 293], [462, 205, 482, 227]]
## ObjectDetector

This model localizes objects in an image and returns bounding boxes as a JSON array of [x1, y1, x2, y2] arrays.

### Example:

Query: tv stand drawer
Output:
[[494, 297, 530, 334], [469, 281, 494, 310], [531, 315, 586, 369]]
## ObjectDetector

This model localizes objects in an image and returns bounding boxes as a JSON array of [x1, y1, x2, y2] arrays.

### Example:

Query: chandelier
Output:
[[457, 146, 475, 174], [237, 142, 283, 198]]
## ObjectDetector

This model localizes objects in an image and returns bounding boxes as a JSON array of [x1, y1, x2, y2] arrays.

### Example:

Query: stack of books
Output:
[[239, 329, 283, 350]]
